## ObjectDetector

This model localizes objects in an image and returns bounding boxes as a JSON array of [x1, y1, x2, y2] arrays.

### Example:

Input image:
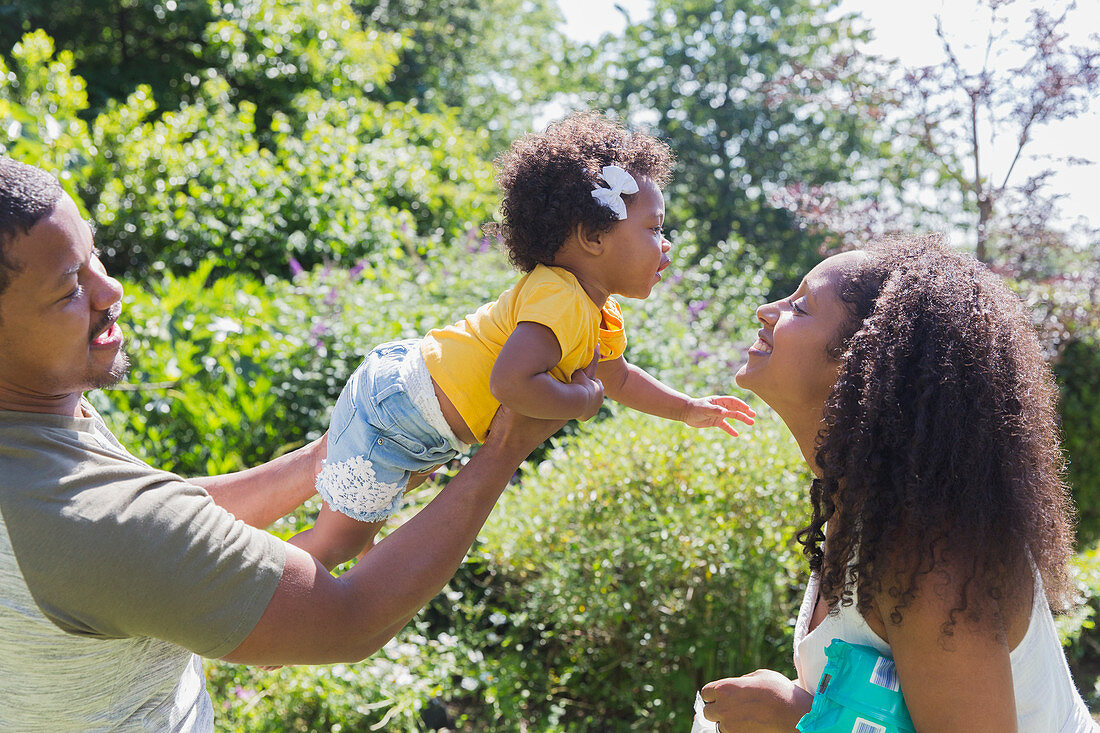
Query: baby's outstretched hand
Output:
[[680, 395, 755, 437]]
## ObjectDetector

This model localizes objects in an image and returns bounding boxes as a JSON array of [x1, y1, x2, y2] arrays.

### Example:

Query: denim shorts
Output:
[[315, 339, 463, 521]]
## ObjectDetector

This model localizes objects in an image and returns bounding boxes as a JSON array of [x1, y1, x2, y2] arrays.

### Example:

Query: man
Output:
[[0, 157, 595, 729]]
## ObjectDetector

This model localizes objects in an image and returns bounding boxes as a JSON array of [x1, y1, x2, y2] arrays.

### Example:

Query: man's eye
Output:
[[65, 285, 84, 302]]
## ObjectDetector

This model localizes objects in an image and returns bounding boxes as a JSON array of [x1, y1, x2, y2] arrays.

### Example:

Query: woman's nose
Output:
[[661, 237, 671, 253], [756, 300, 779, 326]]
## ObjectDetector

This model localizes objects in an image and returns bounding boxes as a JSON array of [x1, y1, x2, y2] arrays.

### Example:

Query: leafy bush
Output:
[[90, 239, 519, 476], [452, 410, 811, 730], [1061, 540, 1100, 712], [84, 234, 794, 730], [204, 622, 475, 732], [619, 237, 773, 395], [1, 25, 496, 282], [1054, 338, 1100, 546]]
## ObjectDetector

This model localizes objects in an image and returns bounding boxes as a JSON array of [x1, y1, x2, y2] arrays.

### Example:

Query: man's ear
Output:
[[574, 222, 604, 256]]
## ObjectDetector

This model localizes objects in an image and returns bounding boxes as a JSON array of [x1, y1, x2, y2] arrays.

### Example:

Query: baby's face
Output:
[[599, 176, 670, 300]]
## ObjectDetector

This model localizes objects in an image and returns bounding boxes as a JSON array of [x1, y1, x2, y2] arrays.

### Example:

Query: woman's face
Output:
[[735, 251, 867, 419]]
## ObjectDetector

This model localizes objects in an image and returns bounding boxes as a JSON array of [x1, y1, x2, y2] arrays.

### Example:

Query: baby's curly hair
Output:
[[801, 235, 1075, 636], [491, 111, 674, 272]]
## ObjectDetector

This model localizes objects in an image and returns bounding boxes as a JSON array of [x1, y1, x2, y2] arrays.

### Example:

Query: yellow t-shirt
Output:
[[421, 264, 627, 442]]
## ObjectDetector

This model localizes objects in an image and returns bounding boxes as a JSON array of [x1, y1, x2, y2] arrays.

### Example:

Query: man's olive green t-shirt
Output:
[[0, 405, 285, 731]]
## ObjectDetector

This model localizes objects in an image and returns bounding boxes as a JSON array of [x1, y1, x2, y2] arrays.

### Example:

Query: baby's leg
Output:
[[406, 463, 441, 493], [292, 466, 441, 570], [289, 503, 385, 571]]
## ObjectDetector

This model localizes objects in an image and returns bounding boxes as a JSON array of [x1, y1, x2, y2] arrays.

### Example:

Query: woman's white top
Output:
[[793, 569, 1097, 732]]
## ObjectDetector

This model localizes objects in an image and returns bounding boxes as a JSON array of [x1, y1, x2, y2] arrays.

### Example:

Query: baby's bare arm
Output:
[[598, 357, 754, 436], [491, 322, 604, 421]]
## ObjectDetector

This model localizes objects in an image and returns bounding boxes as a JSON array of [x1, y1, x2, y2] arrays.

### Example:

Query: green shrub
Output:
[[1055, 338, 1100, 546], [90, 242, 519, 477], [452, 410, 811, 730], [1, 25, 496, 283], [84, 221, 791, 731], [1061, 540, 1100, 712], [619, 237, 772, 396], [204, 622, 474, 732]]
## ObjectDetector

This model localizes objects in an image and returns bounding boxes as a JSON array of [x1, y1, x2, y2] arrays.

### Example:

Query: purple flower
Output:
[[348, 260, 367, 279], [324, 286, 338, 306], [688, 300, 710, 319], [289, 257, 304, 279]]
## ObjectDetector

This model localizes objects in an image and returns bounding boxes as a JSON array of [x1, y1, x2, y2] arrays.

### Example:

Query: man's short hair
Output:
[[0, 157, 65, 297]]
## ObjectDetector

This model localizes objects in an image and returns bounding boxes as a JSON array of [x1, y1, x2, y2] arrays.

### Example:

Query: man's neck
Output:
[[0, 387, 84, 417]]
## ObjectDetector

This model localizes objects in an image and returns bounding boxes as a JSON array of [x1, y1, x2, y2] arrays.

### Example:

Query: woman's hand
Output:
[[699, 669, 812, 733], [680, 395, 756, 437]]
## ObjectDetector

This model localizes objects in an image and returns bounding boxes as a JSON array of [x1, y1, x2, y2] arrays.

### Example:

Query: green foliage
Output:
[[1055, 338, 1100, 546], [0, 0, 572, 153], [0, 0, 213, 114], [0, 26, 497, 281], [203, 0, 401, 134], [0, 0, 398, 126], [620, 237, 773, 394], [89, 262, 320, 475], [204, 626, 473, 732], [0, 31, 94, 189], [89, 241, 520, 476], [588, 0, 891, 291], [1061, 540, 1100, 711], [458, 411, 810, 730], [355, 0, 573, 149]]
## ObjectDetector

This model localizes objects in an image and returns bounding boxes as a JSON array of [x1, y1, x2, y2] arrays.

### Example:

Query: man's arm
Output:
[[220, 404, 571, 665], [191, 434, 326, 528]]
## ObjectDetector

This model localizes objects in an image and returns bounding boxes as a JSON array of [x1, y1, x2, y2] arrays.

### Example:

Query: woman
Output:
[[694, 236, 1094, 731]]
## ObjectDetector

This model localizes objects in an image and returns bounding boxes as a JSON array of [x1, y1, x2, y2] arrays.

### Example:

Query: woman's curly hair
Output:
[[490, 111, 674, 272], [800, 234, 1076, 635]]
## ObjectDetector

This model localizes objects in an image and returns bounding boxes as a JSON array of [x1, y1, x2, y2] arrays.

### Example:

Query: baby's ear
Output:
[[574, 222, 604, 256]]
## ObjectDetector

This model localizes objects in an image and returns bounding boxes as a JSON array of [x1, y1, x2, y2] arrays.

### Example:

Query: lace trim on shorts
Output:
[[315, 454, 405, 521], [400, 343, 471, 452]]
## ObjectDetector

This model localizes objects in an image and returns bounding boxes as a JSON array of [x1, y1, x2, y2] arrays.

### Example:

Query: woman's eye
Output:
[[788, 297, 806, 315]]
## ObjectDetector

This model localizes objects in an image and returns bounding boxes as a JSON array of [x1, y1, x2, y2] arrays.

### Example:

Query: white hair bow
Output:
[[590, 165, 639, 220]]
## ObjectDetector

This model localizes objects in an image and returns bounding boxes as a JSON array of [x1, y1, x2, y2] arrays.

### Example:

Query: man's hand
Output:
[[680, 395, 756, 437], [570, 348, 605, 421], [306, 431, 328, 477], [699, 669, 812, 733]]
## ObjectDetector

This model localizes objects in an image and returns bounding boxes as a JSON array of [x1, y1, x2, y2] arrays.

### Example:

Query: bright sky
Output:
[[558, 0, 1098, 229]]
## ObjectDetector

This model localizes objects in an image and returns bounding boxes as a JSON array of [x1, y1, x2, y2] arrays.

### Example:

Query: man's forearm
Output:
[[334, 434, 527, 640], [194, 435, 324, 528]]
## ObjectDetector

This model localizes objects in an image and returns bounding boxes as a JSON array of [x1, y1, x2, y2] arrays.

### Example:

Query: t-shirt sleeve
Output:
[[2, 432, 285, 658], [513, 280, 589, 359], [598, 297, 627, 361]]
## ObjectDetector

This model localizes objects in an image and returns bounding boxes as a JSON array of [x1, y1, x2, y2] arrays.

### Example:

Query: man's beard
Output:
[[89, 349, 131, 390]]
